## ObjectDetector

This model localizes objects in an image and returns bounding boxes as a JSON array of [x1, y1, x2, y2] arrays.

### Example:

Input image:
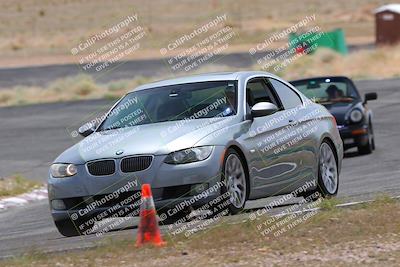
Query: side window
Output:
[[246, 78, 280, 109], [269, 79, 302, 109]]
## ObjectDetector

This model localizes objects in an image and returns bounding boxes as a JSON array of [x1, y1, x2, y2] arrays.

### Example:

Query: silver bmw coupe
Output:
[[48, 71, 343, 236]]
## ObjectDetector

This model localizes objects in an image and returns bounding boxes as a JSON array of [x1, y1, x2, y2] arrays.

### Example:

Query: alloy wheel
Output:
[[319, 143, 338, 194], [224, 154, 246, 208]]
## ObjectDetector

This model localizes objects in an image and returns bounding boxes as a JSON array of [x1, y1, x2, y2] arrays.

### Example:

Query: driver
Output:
[[326, 85, 343, 100]]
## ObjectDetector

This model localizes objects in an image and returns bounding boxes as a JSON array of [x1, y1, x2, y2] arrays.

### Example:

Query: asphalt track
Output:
[[0, 44, 374, 89], [0, 76, 399, 258]]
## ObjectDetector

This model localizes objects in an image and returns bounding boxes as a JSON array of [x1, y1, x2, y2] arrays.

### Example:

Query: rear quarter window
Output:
[[269, 79, 302, 109]]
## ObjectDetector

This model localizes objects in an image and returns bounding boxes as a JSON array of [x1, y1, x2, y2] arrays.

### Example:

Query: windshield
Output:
[[98, 80, 237, 131], [291, 78, 360, 103]]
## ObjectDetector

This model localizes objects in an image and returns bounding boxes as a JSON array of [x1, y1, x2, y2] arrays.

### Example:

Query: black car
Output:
[[290, 76, 377, 155]]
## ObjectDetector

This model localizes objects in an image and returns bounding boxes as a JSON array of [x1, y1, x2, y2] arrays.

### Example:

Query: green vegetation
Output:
[[318, 197, 342, 211], [0, 175, 41, 198]]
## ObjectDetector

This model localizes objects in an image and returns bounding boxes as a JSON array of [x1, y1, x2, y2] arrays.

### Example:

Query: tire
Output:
[[221, 148, 249, 215], [370, 122, 375, 150], [358, 123, 373, 155], [54, 217, 94, 237], [304, 141, 339, 200]]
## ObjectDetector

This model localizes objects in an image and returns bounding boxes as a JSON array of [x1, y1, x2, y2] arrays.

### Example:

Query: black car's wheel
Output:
[[221, 148, 249, 215], [303, 141, 339, 200], [358, 122, 374, 155], [54, 217, 94, 237], [370, 123, 376, 150]]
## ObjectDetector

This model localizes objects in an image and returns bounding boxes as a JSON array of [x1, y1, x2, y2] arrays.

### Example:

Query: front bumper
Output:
[[48, 146, 225, 222], [338, 124, 369, 149]]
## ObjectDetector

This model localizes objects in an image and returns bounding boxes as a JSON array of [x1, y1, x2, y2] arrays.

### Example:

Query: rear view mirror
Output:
[[78, 122, 97, 137], [251, 102, 278, 118], [364, 92, 377, 103]]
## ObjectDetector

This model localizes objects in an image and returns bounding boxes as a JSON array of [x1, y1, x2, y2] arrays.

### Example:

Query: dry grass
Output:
[[3, 199, 400, 266], [0, 175, 41, 198], [0, 44, 399, 107], [0, 64, 245, 107], [0, 0, 389, 66], [0, 74, 153, 106], [256, 45, 400, 81]]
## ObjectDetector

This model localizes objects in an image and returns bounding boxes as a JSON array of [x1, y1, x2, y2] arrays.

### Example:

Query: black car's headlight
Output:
[[50, 163, 77, 178], [164, 146, 213, 164], [349, 109, 363, 123]]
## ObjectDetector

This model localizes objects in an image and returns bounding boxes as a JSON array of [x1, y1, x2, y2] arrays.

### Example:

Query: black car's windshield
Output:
[[98, 80, 237, 131], [291, 78, 360, 104]]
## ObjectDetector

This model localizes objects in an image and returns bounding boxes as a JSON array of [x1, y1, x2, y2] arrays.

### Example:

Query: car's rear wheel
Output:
[[358, 123, 374, 155], [221, 149, 249, 215]]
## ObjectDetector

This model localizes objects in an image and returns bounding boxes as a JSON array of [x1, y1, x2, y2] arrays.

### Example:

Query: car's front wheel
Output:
[[358, 123, 374, 155], [221, 149, 249, 215]]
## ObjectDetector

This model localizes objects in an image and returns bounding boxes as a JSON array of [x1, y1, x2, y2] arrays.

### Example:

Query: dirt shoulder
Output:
[[0, 0, 380, 68], [3, 198, 400, 266]]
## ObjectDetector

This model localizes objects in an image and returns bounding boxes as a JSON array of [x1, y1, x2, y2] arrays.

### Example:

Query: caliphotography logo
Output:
[[0, 1, 398, 267]]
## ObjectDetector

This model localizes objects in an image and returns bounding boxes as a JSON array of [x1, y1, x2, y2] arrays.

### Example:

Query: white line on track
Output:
[[0, 187, 47, 211], [256, 195, 400, 219]]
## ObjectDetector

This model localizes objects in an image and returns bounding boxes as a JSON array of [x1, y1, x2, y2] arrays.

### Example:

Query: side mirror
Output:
[[78, 122, 97, 137], [251, 102, 279, 118], [364, 92, 377, 104]]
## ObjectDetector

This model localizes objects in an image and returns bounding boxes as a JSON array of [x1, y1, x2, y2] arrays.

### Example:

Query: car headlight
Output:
[[164, 146, 213, 164], [349, 109, 363, 123], [50, 163, 77, 178]]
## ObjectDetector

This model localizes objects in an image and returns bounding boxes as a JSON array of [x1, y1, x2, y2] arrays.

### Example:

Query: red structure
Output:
[[375, 4, 400, 45]]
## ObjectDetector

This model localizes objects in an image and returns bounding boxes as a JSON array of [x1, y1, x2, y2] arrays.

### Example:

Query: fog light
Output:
[[190, 183, 209, 195], [51, 199, 66, 210]]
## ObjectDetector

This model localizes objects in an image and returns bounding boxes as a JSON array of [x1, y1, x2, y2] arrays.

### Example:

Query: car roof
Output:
[[290, 76, 352, 83], [131, 71, 279, 92]]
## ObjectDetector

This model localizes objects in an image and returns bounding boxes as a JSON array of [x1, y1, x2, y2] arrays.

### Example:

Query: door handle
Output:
[[288, 119, 296, 126]]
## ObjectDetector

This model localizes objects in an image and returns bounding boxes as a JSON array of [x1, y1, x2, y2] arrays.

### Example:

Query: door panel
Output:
[[246, 110, 301, 199], [269, 78, 318, 192], [244, 77, 319, 199]]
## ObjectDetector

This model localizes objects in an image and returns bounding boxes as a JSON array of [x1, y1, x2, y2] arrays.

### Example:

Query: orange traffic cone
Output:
[[136, 184, 166, 247]]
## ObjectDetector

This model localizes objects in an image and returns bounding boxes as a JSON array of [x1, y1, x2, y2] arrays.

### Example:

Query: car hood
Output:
[[321, 101, 358, 125], [54, 117, 233, 164]]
